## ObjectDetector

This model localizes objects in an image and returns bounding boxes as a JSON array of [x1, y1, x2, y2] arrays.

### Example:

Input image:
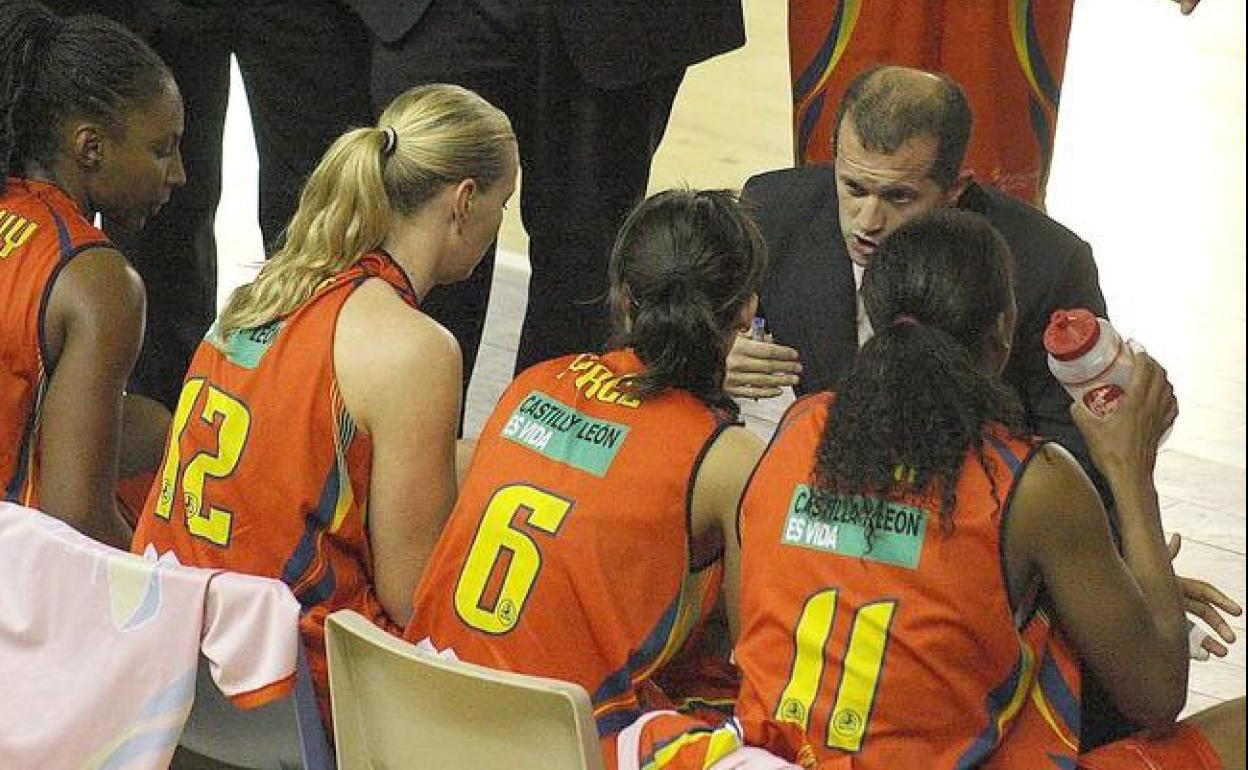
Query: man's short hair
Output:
[[833, 66, 972, 190]]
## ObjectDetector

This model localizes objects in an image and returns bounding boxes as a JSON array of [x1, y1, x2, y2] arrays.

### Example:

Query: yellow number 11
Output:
[[775, 589, 898, 753]]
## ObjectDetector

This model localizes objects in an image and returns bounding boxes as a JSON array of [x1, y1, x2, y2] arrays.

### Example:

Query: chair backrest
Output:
[[325, 610, 605, 770], [180, 641, 335, 770]]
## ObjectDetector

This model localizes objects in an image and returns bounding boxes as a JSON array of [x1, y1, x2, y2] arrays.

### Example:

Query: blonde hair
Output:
[[215, 83, 515, 339]]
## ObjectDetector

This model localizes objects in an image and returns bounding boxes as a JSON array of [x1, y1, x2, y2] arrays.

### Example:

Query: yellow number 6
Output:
[[453, 484, 574, 635]]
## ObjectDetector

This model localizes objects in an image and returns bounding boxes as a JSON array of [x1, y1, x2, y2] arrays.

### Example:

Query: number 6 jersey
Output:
[[406, 349, 733, 769], [733, 393, 1080, 769]]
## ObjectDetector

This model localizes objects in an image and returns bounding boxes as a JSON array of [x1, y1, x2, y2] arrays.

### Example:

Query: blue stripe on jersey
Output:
[[49, 206, 71, 257], [797, 95, 825, 163], [6, 205, 74, 501], [598, 706, 644, 741], [792, 10, 840, 100], [590, 590, 685, 736], [1037, 647, 1081, 737], [281, 463, 340, 608], [985, 434, 1023, 475], [299, 565, 337, 610], [955, 645, 1033, 768], [638, 725, 717, 770], [2, 415, 34, 501], [3, 375, 46, 503]]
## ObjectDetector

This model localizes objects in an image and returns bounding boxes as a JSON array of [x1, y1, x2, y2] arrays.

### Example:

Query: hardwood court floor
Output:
[[216, 0, 1244, 720]]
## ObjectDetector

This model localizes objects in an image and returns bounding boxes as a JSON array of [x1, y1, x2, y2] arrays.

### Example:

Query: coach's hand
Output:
[[725, 333, 802, 399]]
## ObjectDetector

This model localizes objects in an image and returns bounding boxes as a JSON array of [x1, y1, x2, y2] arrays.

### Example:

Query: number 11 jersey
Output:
[[733, 392, 1080, 769]]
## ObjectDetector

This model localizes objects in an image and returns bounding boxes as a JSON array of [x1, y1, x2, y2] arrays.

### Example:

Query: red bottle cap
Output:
[[1044, 308, 1101, 361]]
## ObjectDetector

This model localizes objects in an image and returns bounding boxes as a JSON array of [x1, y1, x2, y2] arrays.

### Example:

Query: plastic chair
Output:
[[180, 643, 335, 770], [325, 610, 604, 770]]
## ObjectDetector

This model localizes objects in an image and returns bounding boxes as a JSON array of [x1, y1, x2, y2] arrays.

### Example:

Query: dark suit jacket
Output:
[[743, 165, 1108, 477], [343, 0, 745, 88]]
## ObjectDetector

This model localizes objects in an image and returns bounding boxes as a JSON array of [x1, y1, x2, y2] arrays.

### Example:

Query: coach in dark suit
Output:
[[733, 66, 1108, 477], [732, 65, 1144, 750], [743, 170, 1106, 473], [345, 0, 745, 389]]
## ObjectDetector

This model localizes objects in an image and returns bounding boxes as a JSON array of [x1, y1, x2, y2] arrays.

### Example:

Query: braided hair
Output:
[[811, 209, 1026, 534], [0, 1, 171, 191]]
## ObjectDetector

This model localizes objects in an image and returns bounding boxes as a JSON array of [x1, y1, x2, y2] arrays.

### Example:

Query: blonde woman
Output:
[[132, 84, 517, 719]]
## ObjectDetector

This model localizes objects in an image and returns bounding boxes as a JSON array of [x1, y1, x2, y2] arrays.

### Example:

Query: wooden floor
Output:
[[216, 0, 1245, 719]]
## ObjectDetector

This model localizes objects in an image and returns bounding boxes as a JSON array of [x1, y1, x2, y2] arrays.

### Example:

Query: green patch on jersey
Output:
[[500, 391, 629, 477], [212, 321, 283, 369], [781, 484, 928, 569]]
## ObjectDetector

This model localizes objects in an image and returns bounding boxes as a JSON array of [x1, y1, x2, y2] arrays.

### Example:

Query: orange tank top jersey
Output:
[[406, 350, 731, 767], [132, 251, 418, 713], [1, 178, 111, 507], [789, 0, 1073, 204], [733, 392, 1081, 769]]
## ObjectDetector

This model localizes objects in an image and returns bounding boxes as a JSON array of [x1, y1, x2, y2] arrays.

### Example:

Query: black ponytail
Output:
[[812, 209, 1025, 532], [609, 189, 766, 415], [1, 1, 171, 190]]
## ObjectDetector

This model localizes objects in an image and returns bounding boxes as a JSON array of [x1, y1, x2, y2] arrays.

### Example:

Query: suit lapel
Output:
[[791, 181, 858, 393]]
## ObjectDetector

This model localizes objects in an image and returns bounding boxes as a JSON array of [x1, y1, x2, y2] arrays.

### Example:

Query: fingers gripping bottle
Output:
[[1043, 308, 1135, 418]]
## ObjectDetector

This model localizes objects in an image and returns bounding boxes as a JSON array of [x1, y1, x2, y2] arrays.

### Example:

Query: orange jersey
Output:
[[132, 251, 419, 716], [1, 178, 111, 506], [789, 0, 1073, 204], [734, 392, 1080, 769], [407, 350, 732, 769], [1078, 723, 1223, 770]]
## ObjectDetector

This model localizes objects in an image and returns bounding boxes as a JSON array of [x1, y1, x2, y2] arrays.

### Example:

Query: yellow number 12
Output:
[[154, 378, 251, 546]]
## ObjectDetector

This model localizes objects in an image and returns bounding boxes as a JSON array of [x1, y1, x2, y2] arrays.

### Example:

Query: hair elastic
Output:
[[892, 314, 921, 327], [380, 126, 398, 157]]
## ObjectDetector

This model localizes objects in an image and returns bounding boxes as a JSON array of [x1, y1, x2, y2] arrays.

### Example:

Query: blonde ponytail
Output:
[[215, 83, 515, 340]]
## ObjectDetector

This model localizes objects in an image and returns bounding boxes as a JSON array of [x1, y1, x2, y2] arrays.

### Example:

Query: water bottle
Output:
[[1043, 308, 1135, 418], [1048, 310, 1203, 656]]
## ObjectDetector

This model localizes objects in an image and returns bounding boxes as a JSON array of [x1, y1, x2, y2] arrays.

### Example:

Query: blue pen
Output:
[[750, 316, 766, 342]]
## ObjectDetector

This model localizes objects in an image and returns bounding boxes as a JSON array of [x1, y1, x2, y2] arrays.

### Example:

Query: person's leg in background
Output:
[[786, 0, 1070, 206], [367, 0, 519, 401], [235, 0, 374, 253], [365, 0, 684, 382], [510, 8, 683, 373], [38, 0, 146, 28], [112, 6, 231, 410]]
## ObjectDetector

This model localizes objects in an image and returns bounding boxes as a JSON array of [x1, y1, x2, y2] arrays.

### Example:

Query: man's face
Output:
[[834, 118, 954, 267]]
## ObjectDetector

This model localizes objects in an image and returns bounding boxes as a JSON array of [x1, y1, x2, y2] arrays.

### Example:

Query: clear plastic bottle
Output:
[[1043, 308, 1135, 418]]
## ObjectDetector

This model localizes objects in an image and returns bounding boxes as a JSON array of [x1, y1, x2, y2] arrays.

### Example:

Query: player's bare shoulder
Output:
[[334, 276, 462, 431]]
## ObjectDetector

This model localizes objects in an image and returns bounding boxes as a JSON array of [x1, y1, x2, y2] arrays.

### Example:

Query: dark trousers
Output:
[[369, 0, 683, 388], [98, 0, 372, 409]]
